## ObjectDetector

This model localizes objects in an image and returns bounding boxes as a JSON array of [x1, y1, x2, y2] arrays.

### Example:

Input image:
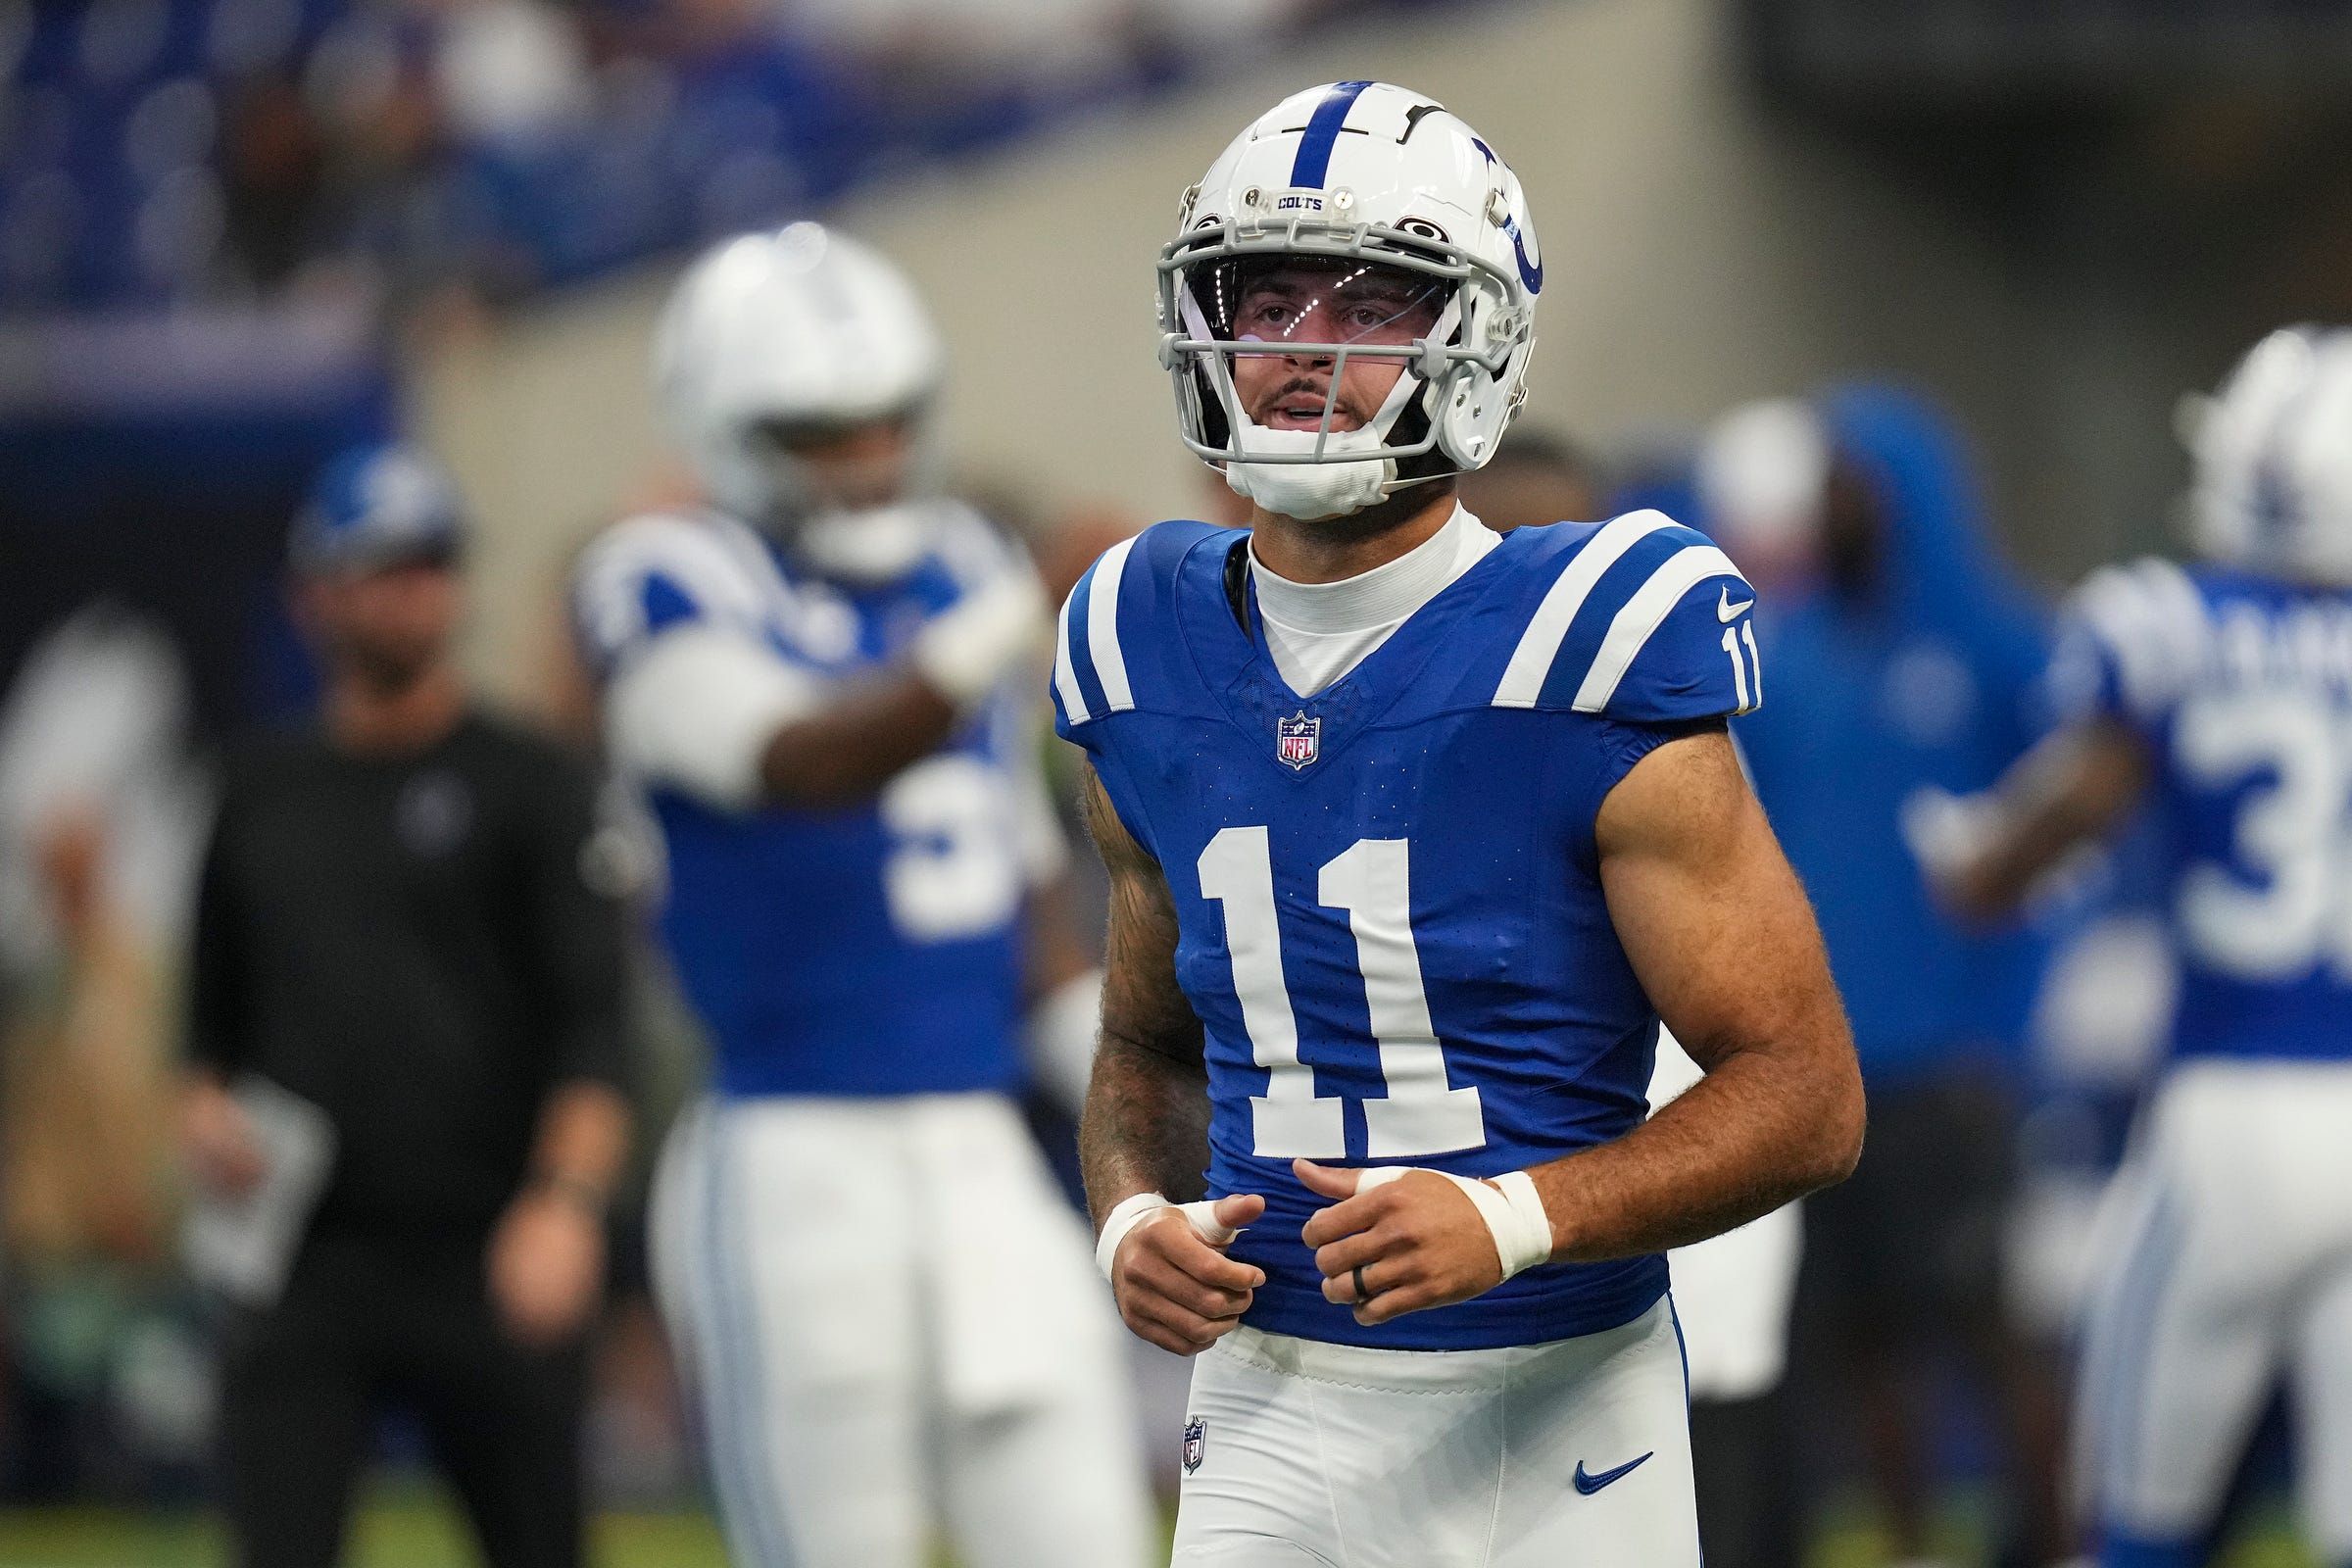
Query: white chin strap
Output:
[[792, 500, 938, 584], [1224, 421, 1399, 521]]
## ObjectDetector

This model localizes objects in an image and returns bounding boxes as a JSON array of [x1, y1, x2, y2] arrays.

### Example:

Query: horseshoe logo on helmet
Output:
[[1503, 214, 1543, 296]]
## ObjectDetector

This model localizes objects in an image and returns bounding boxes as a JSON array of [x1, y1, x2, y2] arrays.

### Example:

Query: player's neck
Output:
[[1249, 484, 1459, 586], [325, 662, 466, 757]]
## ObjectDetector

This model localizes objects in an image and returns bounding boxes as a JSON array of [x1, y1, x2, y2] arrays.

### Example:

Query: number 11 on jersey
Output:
[[1199, 827, 1487, 1160]]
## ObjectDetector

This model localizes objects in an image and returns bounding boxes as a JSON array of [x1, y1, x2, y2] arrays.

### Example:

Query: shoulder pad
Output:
[[1488, 510, 1758, 719], [2059, 556, 2209, 722], [572, 511, 779, 670], [1053, 519, 1233, 732]]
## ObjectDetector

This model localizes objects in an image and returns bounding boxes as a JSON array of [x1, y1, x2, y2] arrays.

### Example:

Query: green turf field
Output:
[[0, 1484, 732, 1568], [0, 1489, 2318, 1567]]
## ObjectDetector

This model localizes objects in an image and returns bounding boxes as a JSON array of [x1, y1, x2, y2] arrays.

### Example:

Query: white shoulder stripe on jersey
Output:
[[2078, 558, 2205, 718], [1492, 511, 1679, 708], [1053, 585, 1092, 725], [1086, 534, 1140, 713], [1573, 544, 1745, 713]]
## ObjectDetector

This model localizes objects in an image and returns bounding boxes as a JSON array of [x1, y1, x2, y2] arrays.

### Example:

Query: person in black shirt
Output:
[[179, 442, 631, 1568]]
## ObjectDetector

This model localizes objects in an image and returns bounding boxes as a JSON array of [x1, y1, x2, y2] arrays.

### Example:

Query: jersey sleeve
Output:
[[1047, 523, 1207, 863], [2042, 557, 2210, 734], [571, 514, 823, 809], [1492, 512, 1761, 722], [571, 512, 775, 676], [1048, 530, 1145, 747]]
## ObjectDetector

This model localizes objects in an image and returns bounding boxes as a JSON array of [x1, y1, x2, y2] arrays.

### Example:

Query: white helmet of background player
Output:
[[657, 221, 946, 581], [2187, 324, 2352, 583], [1158, 80, 1543, 520]]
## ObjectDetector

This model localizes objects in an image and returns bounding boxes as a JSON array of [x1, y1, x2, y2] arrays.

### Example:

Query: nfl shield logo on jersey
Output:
[[1182, 1415, 1206, 1474], [1277, 711, 1321, 770]]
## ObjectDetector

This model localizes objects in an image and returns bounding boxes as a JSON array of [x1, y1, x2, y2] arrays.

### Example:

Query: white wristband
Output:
[[1094, 1192, 1241, 1283], [1358, 1166, 1554, 1283]]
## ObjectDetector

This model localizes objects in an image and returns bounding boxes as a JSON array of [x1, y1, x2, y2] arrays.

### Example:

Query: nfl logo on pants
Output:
[[1182, 1416, 1206, 1475], [1277, 711, 1320, 770]]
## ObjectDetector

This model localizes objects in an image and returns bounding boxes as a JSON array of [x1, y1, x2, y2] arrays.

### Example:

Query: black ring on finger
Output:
[[1352, 1263, 1372, 1301]]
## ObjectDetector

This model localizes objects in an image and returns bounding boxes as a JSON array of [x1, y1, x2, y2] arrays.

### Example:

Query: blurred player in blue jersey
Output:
[[1061, 81, 1865, 1565], [571, 223, 1152, 1568], [1938, 326, 2352, 1568]]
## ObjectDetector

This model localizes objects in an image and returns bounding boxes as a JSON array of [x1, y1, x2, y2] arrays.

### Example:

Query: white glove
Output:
[[911, 565, 1049, 708]]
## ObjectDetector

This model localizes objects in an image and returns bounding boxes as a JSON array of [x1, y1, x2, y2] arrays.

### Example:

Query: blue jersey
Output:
[[575, 507, 1054, 1099], [2051, 557, 2352, 1065], [1054, 512, 1760, 1350]]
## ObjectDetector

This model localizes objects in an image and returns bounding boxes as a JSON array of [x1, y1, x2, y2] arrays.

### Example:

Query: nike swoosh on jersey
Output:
[[1717, 586, 1754, 622], [1572, 1451, 1654, 1495]]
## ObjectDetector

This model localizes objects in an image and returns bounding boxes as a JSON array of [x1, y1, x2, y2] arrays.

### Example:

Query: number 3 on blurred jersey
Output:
[[2180, 690, 2352, 978], [879, 756, 1023, 941]]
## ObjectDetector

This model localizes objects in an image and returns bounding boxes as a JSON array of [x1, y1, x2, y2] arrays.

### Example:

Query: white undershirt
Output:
[[1250, 503, 1499, 697]]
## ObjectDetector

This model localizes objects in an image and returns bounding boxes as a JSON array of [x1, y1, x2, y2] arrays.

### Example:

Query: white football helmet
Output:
[[656, 221, 947, 580], [2187, 324, 2352, 584], [1158, 80, 1543, 520]]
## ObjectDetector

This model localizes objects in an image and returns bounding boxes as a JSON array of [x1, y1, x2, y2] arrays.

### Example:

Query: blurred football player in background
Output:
[[571, 223, 1152, 1568], [1936, 326, 2352, 1568], [1066, 81, 1862, 1565], [1700, 388, 2071, 1568]]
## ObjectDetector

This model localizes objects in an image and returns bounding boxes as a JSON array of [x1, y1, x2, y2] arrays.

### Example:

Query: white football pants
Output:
[[651, 1093, 1155, 1568], [1171, 1298, 1697, 1566], [2074, 1058, 2352, 1561]]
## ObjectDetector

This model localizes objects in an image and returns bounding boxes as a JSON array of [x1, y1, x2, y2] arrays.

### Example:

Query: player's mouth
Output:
[[1262, 396, 1360, 433]]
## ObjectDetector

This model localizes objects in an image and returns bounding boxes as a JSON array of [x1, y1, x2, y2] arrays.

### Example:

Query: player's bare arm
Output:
[[757, 564, 1047, 808], [1077, 760, 1267, 1355], [755, 674, 963, 808], [1934, 715, 2151, 921], [1305, 727, 1863, 1327]]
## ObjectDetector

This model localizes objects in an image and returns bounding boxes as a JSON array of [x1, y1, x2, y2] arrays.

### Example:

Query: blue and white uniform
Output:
[[1058, 504, 1759, 1564], [577, 506, 1045, 1099], [2052, 558, 2352, 1567], [575, 504, 1152, 1568]]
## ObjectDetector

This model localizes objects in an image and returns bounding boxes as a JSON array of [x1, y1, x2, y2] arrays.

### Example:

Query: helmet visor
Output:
[[1186, 254, 1448, 357]]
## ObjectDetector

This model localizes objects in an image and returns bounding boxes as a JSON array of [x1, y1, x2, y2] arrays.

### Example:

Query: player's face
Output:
[[299, 555, 462, 690], [1218, 259, 1445, 435], [751, 415, 915, 513]]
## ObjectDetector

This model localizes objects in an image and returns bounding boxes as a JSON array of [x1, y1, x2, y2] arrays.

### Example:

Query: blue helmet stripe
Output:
[[1289, 80, 1375, 189]]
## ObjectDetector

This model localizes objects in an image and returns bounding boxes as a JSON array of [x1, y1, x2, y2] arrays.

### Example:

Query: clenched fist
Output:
[[1105, 1193, 1266, 1355]]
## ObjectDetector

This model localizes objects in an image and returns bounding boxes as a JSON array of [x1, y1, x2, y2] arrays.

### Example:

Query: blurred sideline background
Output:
[[6, 0, 2352, 1562]]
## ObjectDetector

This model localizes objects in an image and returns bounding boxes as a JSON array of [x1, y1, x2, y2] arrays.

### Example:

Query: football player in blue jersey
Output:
[[570, 223, 1153, 1568], [1935, 327, 2352, 1568], [1057, 81, 1865, 1564]]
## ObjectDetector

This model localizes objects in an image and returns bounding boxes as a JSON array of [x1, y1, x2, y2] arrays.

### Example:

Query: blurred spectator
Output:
[[180, 442, 632, 1568], [1702, 386, 2070, 1568], [0, 0, 1349, 318], [0, 606, 213, 1495]]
